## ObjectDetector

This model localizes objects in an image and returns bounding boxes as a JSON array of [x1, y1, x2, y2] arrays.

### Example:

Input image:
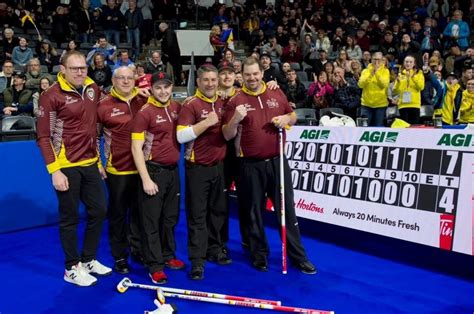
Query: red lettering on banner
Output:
[[295, 198, 324, 214], [439, 214, 454, 251]]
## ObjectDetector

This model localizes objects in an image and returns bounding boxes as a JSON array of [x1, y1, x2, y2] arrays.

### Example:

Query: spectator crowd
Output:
[[207, 0, 474, 125]]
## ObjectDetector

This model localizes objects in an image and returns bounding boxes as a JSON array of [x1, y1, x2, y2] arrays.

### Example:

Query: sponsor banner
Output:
[[295, 191, 439, 247], [287, 126, 474, 255]]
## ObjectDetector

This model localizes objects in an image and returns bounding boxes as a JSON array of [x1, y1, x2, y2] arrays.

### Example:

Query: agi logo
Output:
[[437, 134, 473, 147], [299, 129, 330, 140], [359, 131, 399, 143]]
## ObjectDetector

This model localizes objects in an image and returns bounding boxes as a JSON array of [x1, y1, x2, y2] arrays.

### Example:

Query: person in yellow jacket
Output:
[[358, 51, 390, 126], [393, 55, 425, 124], [436, 72, 462, 125], [458, 78, 474, 123]]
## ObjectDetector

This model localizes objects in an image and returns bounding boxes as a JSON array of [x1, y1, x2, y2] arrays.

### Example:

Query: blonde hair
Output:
[[210, 25, 221, 37]]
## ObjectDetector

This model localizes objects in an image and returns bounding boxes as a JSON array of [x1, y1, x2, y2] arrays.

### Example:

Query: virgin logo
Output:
[[439, 214, 454, 251]]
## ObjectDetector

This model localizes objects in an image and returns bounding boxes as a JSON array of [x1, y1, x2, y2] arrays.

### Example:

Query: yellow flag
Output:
[[21, 14, 34, 27], [391, 118, 411, 128]]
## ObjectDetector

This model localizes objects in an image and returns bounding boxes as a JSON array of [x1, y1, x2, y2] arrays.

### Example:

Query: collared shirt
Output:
[[131, 97, 181, 166], [97, 87, 147, 174], [223, 82, 293, 159], [177, 89, 226, 165]]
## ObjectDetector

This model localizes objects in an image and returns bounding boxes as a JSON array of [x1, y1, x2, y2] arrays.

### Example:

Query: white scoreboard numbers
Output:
[[286, 127, 474, 256]]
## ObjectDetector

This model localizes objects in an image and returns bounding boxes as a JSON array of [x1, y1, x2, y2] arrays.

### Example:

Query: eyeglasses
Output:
[[67, 66, 87, 73], [115, 76, 135, 81]]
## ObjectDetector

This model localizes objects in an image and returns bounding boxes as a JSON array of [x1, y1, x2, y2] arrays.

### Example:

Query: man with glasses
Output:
[[97, 66, 148, 274], [358, 51, 390, 126], [131, 71, 184, 284], [37, 51, 111, 287]]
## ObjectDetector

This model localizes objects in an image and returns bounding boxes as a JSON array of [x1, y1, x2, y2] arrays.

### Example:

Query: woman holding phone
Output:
[[393, 55, 425, 124]]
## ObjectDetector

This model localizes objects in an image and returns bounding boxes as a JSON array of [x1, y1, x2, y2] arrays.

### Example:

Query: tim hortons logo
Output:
[[439, 214, 454, 251], [65, 95, 78, 105], [243, 103, 255, 111], [295, 198, 324, 213], [110, 107, 125, 117], [200, 109, 209, 119], [155, 114, 166, 124]]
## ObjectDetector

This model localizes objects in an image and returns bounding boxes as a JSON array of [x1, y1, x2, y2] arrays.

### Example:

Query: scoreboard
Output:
[[286, 127, 474, 255]]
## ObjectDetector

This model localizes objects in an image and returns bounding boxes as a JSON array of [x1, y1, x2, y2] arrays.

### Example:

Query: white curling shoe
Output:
[[64, 263, 98, 287], [82, 259, 112, 276]]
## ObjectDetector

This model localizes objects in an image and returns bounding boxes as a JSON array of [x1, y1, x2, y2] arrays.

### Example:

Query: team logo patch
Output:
[[266, 98, 279, 109], [170, 111, 178, 120], [86, 88, 95, 100]]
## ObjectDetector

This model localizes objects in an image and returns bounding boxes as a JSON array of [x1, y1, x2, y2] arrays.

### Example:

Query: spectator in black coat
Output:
[[52, 6, 72, 49], [145, 51, 166, 74], [286, 69, 306, 108], [260, 52, 287, 90], [159, 22, 182, 84], [101, 0, 124, 45], [1, 28, 19, 63], [74, 0, 95, 44]]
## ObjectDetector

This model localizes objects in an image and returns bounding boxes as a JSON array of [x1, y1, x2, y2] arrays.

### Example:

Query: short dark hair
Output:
[[197, 64, 218, 79], [242, 57, 263, 72], [61, 50, 86, 65]]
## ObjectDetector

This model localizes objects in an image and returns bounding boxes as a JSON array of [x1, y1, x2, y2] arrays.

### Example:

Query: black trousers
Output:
[[185, 161, 227, 266], [105, 173, 141, 261], [56, 165, 107, 269], [138, 163, 180, 273], [223, 141, 249, 246], [399, 107, 420, 125], [239, 156, 307, 264]]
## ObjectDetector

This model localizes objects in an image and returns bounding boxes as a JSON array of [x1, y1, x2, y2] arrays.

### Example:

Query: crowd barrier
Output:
[[0, 140, 57, 233], [0, 140, 186, 233]]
